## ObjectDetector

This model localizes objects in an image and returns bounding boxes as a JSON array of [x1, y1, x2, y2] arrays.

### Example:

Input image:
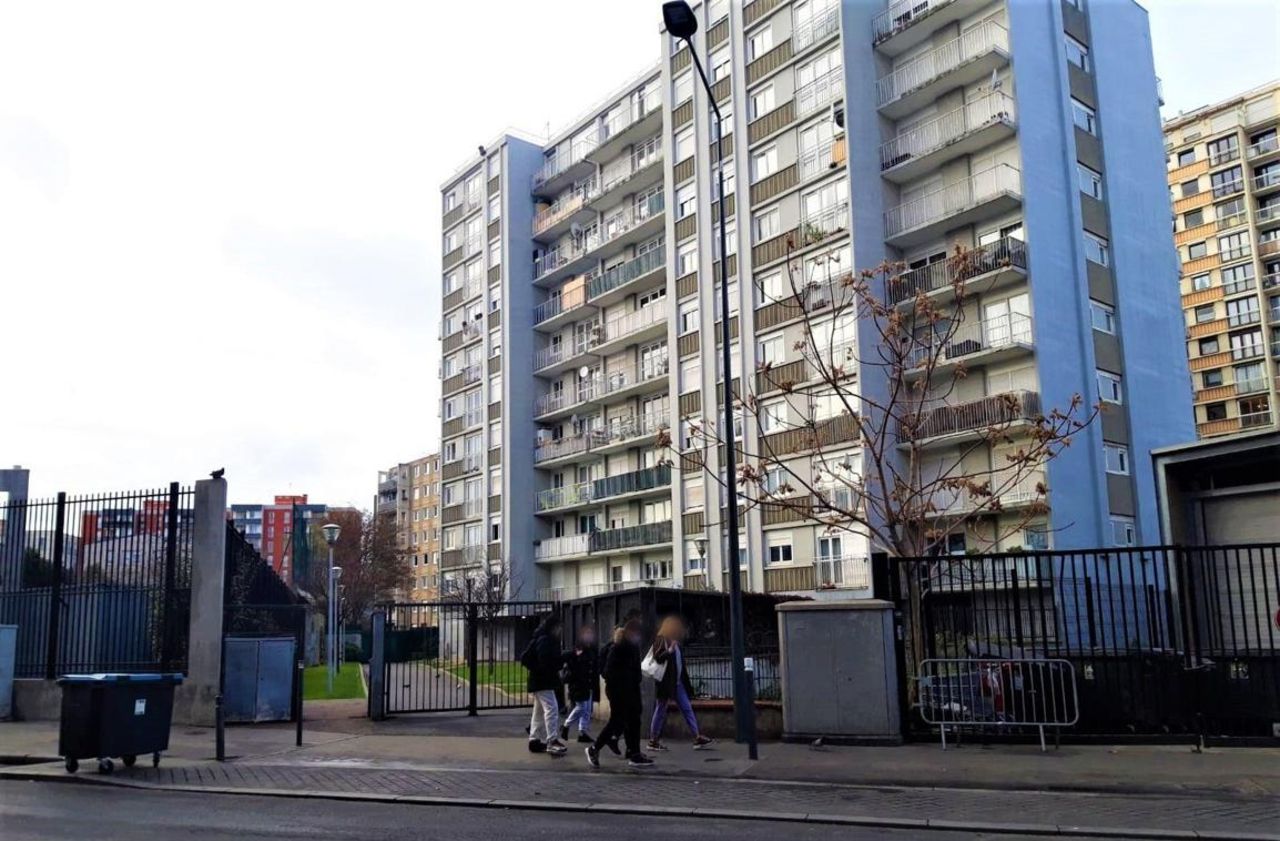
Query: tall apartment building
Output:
[[377, 455, 442, 601], [438, 0, 1187, 602], [228, 494, 326, 582], [1164, 81, 1280, 439]]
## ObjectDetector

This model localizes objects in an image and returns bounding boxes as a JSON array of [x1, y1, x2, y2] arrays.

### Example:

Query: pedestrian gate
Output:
[[376, 601, 553, 715]]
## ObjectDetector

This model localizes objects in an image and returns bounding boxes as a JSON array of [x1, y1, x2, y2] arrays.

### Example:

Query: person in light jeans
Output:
[[648, 615, 712, 751], [522, 614, 567, 755], [560, 624, 600, 743]]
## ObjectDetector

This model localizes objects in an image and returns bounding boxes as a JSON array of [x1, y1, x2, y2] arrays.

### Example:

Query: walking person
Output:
[[585, 619, 653, 768], [560, 623, 600, 743], [521, 614, 568, 756], [647, 615, 712, 751]]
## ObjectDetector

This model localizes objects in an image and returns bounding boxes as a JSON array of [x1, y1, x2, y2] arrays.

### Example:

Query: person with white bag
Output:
[[644, 615, 712, 752]]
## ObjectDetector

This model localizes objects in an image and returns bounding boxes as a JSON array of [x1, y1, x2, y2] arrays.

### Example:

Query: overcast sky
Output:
[[0, 0, 1275, 507]]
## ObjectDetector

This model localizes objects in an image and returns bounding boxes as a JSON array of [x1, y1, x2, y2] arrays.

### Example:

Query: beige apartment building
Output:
[[1164, 80, 1280, 439], [377, 453, 441, 602]]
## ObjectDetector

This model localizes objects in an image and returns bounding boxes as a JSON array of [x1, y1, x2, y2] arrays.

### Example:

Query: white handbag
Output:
[[641, 648, 667, 682]]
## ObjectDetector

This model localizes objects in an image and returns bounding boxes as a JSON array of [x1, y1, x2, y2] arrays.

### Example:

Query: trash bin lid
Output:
[[57, 672, 185, 685]]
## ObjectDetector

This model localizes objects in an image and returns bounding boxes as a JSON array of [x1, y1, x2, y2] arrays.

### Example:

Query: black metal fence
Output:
[[0, 483, 194, 678], [379, 600, 553, 715], [885, 545, 1280, 742]]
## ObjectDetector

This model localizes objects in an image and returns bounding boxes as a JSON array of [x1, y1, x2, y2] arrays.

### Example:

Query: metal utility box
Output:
[[57, 672, 183, 773], [224, 636, 297, 723], [0, 625, 15, 719]]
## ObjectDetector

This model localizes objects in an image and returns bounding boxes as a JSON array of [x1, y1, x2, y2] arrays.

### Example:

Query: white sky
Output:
[[0, 0, 1275, 507]]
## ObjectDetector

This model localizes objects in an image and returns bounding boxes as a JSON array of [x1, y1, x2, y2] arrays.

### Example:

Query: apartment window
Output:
[[1222, 262, 1255, 292], [1110, 515, 1136, 547], [1207, 134, 1239, 165], [1176, 149, 1196, 167], [1077, 163, 1103, 199], [487, 194, 500, 222], [757, 335, 784, 367], [1103, 443, 1130, 475], [1197, 336, 1219, 355], [1064, 35, 1090, 71], [674, 127, 695, 162], [749, 84, 775, 120], [489, 327, 501, 357], [755, 271, 784, 306], [1193, 304, 1216, 324], [673, 71, 693, 104], [766, 533, 794, 566], [1187, 241, 1208, 260], [685, 541, 706, 573], [752, 207, 780, 242], [751, 145, 778, 182], [1180, 179, 1200, 198], [488, 466, 502, 497], [1211, 166, 1243, 197], [1235, 361, 1265, 392], [1218, 231, 1250, 262], [1083, 231, 1110, 266], [748, 26, 774, 60], [714, 280, 740, 319], [760, 398, 786, 433], [680, 356, 701, 392], [489, 419, 502, 449], [1071, 99, 1097, 135], [1191, 273, 1212, 291], [444, 227, 461, 252], [1226, 296, 1259, 326], [1097, 369, 1123, 404], [1204, 402, 1227, 422], [488, 239, 501, 267], [488, 155, 501, 179], [811, 387, 842, 420], [1183, 209, 1203, 229], [1089, 299, 1116, 334], [710, 46, 731, 82], [678, 300, 700, 334], [489, 518, 501, 543], [675, 183, 697, 219], [1201, 369, 1224, 388], [488, 374, 502, 403], [677, 240, 698, 276]]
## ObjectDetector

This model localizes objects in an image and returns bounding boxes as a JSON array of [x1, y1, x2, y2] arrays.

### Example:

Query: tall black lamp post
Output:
[[663, 0, 757, 758]]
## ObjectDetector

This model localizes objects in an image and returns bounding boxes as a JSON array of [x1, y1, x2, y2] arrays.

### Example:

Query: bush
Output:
[[344, 642, 365, 663]]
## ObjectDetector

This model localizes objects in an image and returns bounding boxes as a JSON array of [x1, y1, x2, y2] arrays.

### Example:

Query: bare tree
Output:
[[665, 235, 1098, 633], [306, 508, 411, 627]]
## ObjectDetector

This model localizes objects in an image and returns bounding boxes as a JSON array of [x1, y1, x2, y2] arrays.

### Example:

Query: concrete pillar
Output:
[[368, 610, 386, 720], [776, 599, 902, 744], [174, 477, 227, 725]]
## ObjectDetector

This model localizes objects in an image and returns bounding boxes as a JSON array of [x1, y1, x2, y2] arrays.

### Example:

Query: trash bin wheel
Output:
[[152, 752, 161, 768], [122, 755, 137, 768], [65, 758, 78, 774], [97, 758, 114, 775]]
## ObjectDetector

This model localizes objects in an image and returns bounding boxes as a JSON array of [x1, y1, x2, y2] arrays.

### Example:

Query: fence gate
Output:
[[380, 601, 553, 715]]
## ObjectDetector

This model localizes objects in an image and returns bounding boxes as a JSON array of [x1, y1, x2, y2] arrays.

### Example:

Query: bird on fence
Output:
[[210, 468, 225, 479]]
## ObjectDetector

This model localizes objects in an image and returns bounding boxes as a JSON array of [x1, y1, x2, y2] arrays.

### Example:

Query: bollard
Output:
[[744, 656, 759, 760], [215, 693, 225, 761], [295, 660, 305, 747]]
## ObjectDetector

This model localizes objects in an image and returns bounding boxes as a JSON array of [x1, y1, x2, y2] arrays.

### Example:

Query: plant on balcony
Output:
[[660, 237, 1100, 666]]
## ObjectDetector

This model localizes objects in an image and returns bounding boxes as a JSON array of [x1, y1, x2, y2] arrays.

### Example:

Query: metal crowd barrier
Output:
[[916, 658, 1079, 751]]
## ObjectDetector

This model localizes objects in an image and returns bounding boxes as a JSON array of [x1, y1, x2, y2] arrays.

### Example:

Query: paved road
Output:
[[0, 780, 1115, 841]]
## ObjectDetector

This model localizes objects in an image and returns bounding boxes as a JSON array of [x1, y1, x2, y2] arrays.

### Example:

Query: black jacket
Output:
[[562, 645, 600, 703], [651, 639, 695, 701], [524, 627, 563, 693], [600, 636, 642, 706]]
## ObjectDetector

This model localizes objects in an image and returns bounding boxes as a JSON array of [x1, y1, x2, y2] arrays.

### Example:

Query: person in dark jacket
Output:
[[648, 615, 712, 751], [560, 623, 600, 743], [585, 619, 653, 768], [522, 614, 567, 755]]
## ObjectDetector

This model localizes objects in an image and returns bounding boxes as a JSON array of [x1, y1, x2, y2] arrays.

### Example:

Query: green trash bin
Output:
[[57, 673, 184, 774]]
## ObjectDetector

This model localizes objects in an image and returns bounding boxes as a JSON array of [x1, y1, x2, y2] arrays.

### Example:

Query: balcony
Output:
[[880, 92, 1016, 183], [587, 247, 665, 306], [590, 140, 664, 210], [591, 192, 665, 258], [1220, 244, 1253, 264], [533, 379, 601, 419], [1254, 169, 1280, 194], [1236, 377, 1269, 396], [1240, 409, 1274, 430], [872, 0, 991, 56], [535, 412, 670, 465], [798, 136, 848, 182], [794, 3, 840, 52], [1228, 310, 1261, 328], [532, 280, 589, 331], [601, 358, 671, 400], [534, 534, 591, 563], [593, 304, 668, 357], [1265, 270, 1280, 290], [1256, 204, 1280, 225], [764, 556, 870, 594], [795, 67, 844, 120], [537, 465, 672, 513], [1248, 135, 1280, 162], [1223, 276, 1257, 297], [537, 578, 675, 602], [532, 180, 598, 242], [535, 482, 593, 513], [876, 21, 1009, 119], [898, 389, 1042, 448], [533, 231, 601, 286], [1261, 238, 1280, 259], [924, 476, 1045, 518], [888, 235, 1027, 305], [800, 201, 850, 245], [884, 165, 1022, 247], [532, 133, 599, 197], [906, 313, 1035, 376], [589, 99, 663, 165], [589, 521, 673, 554], [1208, 146, 1241, 168], [1212, 177, 1244, 200], [1217, 211, 1249, 231]]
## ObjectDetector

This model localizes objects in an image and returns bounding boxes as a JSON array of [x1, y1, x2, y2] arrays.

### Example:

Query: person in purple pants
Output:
[[647, 615, 713, 751]]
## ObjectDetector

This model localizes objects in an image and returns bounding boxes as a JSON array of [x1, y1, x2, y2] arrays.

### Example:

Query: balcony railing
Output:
[[1217, 211, 1248, 231], [1208, 146, 1241, 167], [1236, 378, 1269, 396], [907, 312, 1034, 369], [536, 482, 593, 512], [801, 201, 850, 243], [599, 140, 663, 195], [599, 303, 665, 344], [764, 555, 870, 593], [594, 464, 671, 500], [587, 247, 664, 299], [533, 282, 588, 325], [597, 192, 665, 251], [534, 534, 590, 561], [927, 555, 1054, 592], [876, 21, 1008, 108], [888, 235, 1026, 305], [1228, 310, 1261, 327], [532, 181, 596, 236], [1248, 135, 1279, 159], [899, 389, 1042, 443], [603, 358, 670, 396], [884, 165, 1021, 240], [534, 231, 602, 282], [1212, 178, 1244, 199], [926, 476, 1044, 517], [1254, 169, 1280, 191], [599, 99, 661, 146], [1220, 244, 1252, 263], [794, 4, 840, 51], [1264, 270, 1280, 290], [798, 137, 843, 182], [880, 92, 1015, 171], [461, 364, 483, 386], [532, 133, 599, 192], [534, 377, 603, 417], [795, 66, 844, 118], [535, 412, 670, 463], [461, 453, 484, 473], [589, 521, 673, 553], [1240, 409, 1273, 430], [1230, 342, 1264, 362], [1223, 277, 1257, 296], [1256, 204, 1280, 224], [873, 0, 956, 44], [1261, 238, 1280, 258]]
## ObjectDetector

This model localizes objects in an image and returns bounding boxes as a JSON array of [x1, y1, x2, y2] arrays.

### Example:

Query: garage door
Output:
[[1201, 491, 1280, 544]]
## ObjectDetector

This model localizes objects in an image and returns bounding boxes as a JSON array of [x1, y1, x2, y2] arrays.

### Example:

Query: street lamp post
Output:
[[663, 0, 757, 757], [321, 523, 342, 695]]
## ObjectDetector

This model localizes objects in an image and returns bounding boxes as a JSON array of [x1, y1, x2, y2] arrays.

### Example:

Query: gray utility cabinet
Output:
[[223, 636, 296, 723], [0, 625, 15, 719]]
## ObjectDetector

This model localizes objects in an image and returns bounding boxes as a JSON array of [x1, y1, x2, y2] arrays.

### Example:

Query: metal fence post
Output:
[[45, 492, 66, 680], [369, 609, 386, 721], [160, 481, 180, 672], [466, 602, 479, 716]]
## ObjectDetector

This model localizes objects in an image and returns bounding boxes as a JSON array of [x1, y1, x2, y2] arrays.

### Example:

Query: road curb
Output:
[[8, 769, 1276, 840]]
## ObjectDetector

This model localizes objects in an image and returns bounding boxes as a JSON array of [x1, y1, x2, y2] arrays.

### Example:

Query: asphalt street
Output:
[[0, 779, 1104, 841]]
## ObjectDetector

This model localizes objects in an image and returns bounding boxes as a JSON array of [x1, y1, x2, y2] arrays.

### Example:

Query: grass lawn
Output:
[[444, 660, 527, 694], [303, 663, 366, 701]]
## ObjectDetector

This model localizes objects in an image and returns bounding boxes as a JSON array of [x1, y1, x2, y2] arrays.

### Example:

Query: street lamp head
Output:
[[663, 1, 698, 41], [321, 523, 341, 546], [331, 565, 343, 579], [694, 537, 707, 558]]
